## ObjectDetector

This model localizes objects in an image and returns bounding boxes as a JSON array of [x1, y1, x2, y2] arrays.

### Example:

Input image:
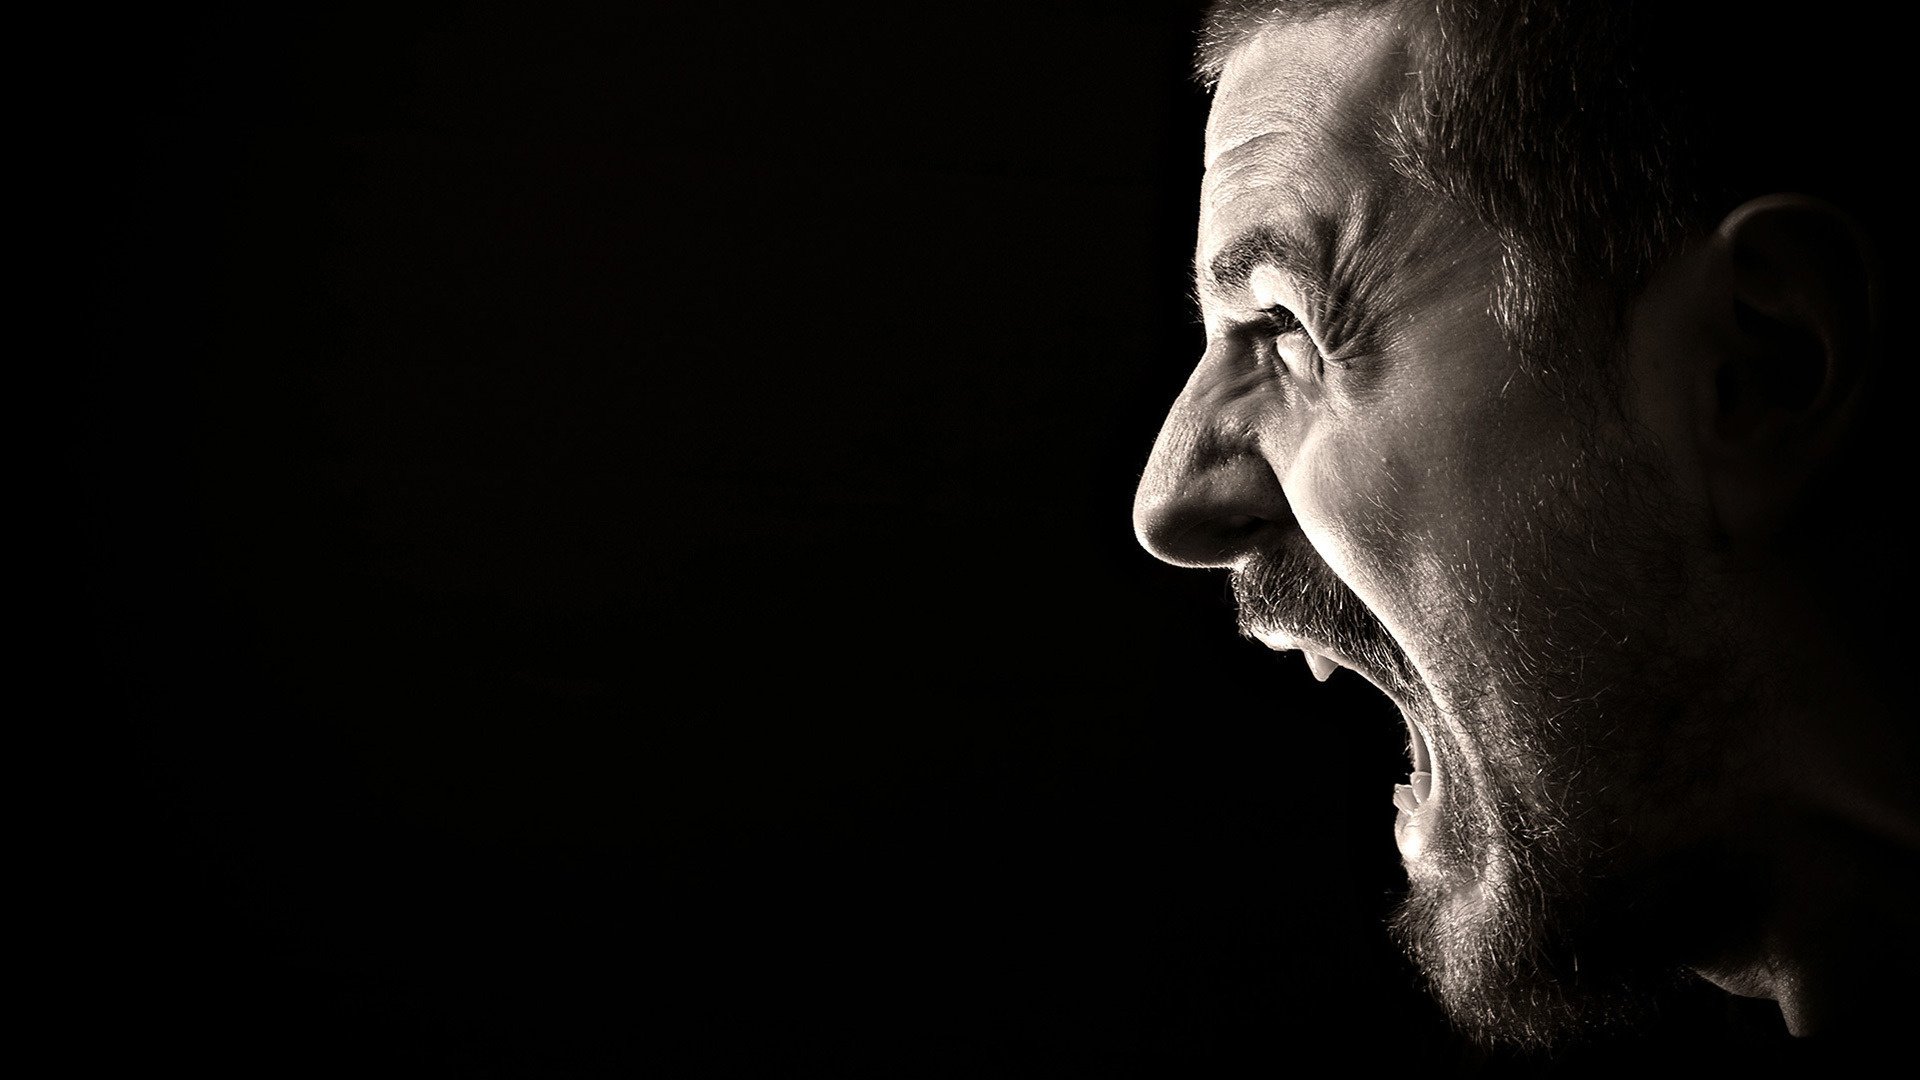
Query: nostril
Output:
[[1136, 508, 1286, 570], [1213, 514, 1285, 561], [1132, 447, 1295, 568]]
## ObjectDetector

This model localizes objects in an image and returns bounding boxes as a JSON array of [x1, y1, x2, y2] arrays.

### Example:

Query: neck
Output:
[[1696, 816, 1919, 1036], [1692, 582, 1918, 1037]]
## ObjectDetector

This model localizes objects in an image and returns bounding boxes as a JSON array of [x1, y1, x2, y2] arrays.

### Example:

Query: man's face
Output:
[[1135, 11, 1745, 1043]]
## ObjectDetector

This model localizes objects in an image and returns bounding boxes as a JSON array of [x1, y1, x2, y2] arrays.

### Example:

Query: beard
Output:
[[1234, 411, 1742, 1049]]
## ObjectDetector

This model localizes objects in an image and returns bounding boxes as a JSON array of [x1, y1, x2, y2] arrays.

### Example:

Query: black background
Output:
[[83, 2, 1795, 1073]]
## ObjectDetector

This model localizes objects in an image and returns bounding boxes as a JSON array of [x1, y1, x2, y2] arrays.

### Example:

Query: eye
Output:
[[1258, 303, 1305, 338], [1257, 304, 1325, 379]]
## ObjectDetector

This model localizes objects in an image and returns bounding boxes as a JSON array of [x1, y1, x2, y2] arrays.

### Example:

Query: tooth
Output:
[[1410, 771, 1432, 802], [1392, 784, 1420, 814], [1303, 652, 1338, 682]]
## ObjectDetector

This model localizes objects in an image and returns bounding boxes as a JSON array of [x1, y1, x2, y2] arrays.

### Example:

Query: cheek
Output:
[[1287, 413, 1564, 665], [1288, 424, 1457, 624]]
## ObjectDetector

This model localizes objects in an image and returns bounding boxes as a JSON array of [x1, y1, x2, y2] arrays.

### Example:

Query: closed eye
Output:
[[1258, 303, 1353, 377], [1258, 304, 1305, 337], [1258, 304, 1325, 380]]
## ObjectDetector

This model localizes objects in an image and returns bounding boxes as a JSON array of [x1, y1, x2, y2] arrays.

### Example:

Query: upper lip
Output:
[[1248, 625, 1352, 678]]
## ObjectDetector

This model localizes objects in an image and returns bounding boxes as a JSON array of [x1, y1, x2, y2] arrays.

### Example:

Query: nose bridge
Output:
[[1132, 347, 1292, 568]]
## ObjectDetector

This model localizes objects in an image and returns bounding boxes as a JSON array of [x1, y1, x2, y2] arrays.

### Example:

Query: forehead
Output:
[[1205, 10, 1409, 170], [1201, 11, 1415, 275]]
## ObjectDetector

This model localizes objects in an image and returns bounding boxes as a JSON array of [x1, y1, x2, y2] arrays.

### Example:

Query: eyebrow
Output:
[[1198, 215, 1399, 362], [1198, 223, 1327, 309]]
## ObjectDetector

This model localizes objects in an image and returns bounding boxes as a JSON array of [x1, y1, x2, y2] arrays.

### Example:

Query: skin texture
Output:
[[1133, 9, 1777, 1045]]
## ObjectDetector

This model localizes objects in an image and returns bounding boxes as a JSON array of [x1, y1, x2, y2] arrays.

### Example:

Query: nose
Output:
[[1132, 345, 1293, 568]]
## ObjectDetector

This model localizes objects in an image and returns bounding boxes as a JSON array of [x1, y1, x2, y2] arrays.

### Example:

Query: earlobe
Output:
[[1687, 194, 1876, 540]]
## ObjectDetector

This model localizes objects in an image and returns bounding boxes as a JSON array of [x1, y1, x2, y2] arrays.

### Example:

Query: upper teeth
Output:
[[1303, 651, 1339, 682]]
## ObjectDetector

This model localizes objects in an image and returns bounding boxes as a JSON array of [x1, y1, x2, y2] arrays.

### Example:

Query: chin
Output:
[[1388, 842, 1670, 1048], [1383, 695, 1686, 1050]]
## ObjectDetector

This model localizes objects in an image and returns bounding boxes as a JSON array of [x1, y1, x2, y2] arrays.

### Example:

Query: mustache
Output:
[[1231, 543, 1412, 691]]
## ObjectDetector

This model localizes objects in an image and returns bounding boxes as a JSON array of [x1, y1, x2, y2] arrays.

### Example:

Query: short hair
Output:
[[1197, 1, 1894, 397]]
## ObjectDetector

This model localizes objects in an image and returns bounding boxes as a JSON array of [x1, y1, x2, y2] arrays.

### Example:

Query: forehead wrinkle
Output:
[[1206, 114, 1297, 172], [1200, 133, 1295, 219], [1205, 12, 1417, 166]]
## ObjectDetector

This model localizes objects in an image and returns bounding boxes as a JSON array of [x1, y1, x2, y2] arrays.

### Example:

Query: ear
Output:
[[1636, 194, 1877, 543]]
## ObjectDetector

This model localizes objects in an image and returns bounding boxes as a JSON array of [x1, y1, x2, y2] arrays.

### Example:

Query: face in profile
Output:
[[1133, 9, 1765, 1044]]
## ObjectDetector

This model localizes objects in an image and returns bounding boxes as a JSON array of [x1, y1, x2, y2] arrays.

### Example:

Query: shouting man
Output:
[[1132, 0, 1916, 1048]]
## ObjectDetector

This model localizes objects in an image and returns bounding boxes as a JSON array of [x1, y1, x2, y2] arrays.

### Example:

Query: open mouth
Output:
[[1250, 626, 1440, 863]]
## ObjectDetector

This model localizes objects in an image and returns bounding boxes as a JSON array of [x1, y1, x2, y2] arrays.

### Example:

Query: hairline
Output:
[[1196, 0, 1403, 89]]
